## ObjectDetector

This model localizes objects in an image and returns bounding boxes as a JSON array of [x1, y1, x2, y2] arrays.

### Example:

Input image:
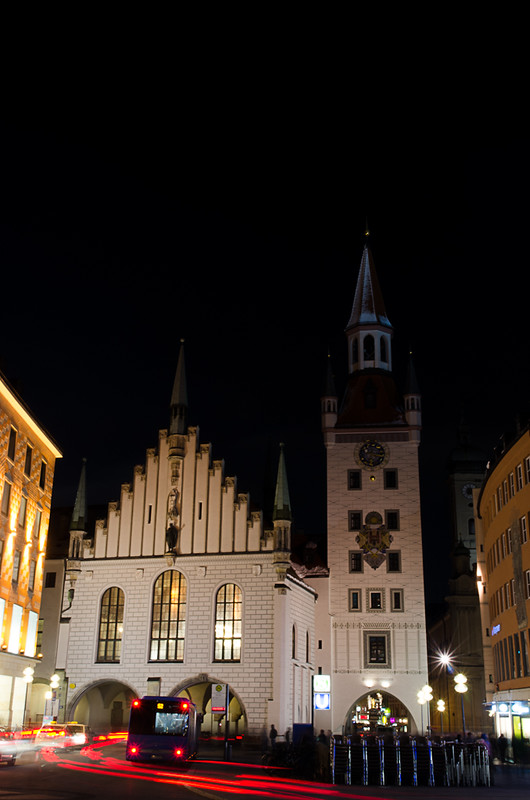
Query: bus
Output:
[[126, 696, 199, 764]]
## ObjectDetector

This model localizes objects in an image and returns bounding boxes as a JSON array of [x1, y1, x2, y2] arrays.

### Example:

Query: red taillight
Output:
[[129, 746, 138, 754], [175, 748, 183, 757], [132, 699, 141, 707], [182, 702, 189, 711]]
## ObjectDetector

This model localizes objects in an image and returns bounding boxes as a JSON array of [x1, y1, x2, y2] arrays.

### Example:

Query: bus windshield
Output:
[[129, 701, 189, 737]]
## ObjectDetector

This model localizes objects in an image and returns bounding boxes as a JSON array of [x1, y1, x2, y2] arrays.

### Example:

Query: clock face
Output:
[[462, 483, 476, 500], [357, 440, 387, 469]]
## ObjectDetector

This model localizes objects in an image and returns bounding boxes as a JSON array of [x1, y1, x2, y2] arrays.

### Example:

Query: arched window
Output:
[[150, 570, 186, 661], [352, 338, 359, 364], [380, 337, 387, 363], [214, 584, 242, 662], [363, 334, 375, 361], [97, 587, 124, 663]]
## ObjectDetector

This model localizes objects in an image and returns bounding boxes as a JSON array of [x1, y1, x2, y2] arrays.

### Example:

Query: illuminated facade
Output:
[[309, 243, 429, 735], [475, 423, 530, 756], [0, 370, 61, 727], [53, 347, 317, 739]]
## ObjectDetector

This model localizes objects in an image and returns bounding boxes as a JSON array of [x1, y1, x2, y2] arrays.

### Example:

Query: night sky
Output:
[[1, 109, 529, 606]]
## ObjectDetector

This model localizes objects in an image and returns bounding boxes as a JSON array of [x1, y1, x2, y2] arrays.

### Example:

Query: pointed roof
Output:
[[346, 245, 392, 331], [169, 340, 188, 435], [405, 352, 421, 395], [70, 458, 87, 532], [273, 443, 292, 521], [324, 352, 337, 397]]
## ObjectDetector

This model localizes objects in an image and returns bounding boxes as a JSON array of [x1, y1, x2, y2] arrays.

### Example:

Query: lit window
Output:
[[28, 560, 36, 592], [368, 589, 384, 610], [150, 570, 186, 662], [516, 464, 524, 491], [97, 587, 125, 663], [214, 583, 242, 662], [509, 473, 515, 497]]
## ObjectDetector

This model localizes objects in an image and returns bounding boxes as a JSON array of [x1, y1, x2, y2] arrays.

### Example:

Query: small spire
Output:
[[170, 339, 188, 435], [70, 458, 87, 532], [273, 443, 292, 521]]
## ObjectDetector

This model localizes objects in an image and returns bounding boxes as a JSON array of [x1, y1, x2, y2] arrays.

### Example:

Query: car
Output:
[[34, 723, 88, 749], [0, 733, 16, 767]]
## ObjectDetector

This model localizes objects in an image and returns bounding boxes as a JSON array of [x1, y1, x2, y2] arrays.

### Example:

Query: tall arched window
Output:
[[380, 337, 387, 363], [150, 570, 187, 661], [97, 587, 124, 663], [214, 583, 242, 662]]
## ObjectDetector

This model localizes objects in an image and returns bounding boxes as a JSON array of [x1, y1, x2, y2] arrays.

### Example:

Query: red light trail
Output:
[[38, 741, 389, 800]]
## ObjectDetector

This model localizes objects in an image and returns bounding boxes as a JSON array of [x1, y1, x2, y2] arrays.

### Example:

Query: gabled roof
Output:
[[346, 245, 392, 331]]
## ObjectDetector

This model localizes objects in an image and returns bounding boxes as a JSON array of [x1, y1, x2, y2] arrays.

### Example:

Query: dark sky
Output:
[[1, 105, 529, 605]]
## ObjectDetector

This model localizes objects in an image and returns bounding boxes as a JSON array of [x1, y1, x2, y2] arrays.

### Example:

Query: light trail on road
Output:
[[37, 742, 388, 800]]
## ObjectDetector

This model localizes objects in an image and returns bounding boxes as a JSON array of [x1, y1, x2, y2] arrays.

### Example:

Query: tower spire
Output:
[[169, 340, 188, 435], [70, 458, 87, 533]]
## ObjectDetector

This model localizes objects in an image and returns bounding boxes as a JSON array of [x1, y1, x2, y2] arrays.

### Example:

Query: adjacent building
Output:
[[0, 370, 62, 728], [475, 420, 530, 757]]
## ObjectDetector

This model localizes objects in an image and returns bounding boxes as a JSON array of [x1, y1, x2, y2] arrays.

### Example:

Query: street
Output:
[[2, 739, 530, 800]]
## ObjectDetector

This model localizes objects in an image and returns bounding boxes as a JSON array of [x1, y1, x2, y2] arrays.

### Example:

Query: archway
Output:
[[171, 675, 247, 741], [344, 690, 415, 735], [67, 680, 137, 734]]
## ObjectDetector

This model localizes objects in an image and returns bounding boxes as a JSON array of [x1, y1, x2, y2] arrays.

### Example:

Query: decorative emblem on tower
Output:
[[355, 511, 393, 570]]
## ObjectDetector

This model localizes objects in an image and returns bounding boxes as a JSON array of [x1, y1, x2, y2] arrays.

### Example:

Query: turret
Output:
[[321, 352, 338, 430], [272, 443, 292, 583]]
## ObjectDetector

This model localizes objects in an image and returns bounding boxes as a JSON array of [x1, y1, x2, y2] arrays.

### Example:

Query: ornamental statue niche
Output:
[[355, 511, 393, 570], [165, 488, 180, 555]]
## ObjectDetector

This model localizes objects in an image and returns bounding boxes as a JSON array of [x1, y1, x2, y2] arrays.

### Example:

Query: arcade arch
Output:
[[344, 690, 417, 735]]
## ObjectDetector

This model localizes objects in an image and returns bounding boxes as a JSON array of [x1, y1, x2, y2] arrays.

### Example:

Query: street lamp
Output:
[[417, 685, 433, 736], [436, 699, 446, 737], [454, 673, 468, 739]]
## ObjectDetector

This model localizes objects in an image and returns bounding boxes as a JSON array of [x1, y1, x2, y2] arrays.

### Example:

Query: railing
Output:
[[331, 735, 490, 787]]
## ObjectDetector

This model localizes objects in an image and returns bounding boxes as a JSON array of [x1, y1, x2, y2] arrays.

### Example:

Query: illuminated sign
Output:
[[313, 675, 330, 693], [211, 683, 227, 713], [314, 693, 330, 710]]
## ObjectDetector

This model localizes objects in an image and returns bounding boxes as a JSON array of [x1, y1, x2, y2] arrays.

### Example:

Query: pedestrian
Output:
[[498, 733, 507, 763], [269, 724, 278, 750]]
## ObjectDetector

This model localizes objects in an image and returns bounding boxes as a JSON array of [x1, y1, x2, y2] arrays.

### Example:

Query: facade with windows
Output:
[[310, 243, 429, 735], [0, 370, 61, 728], [52, 350, 317, 738], [475, 422, 530, 757]]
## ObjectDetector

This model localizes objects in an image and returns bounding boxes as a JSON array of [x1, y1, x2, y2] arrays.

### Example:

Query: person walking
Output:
[[269, 724, 278, 750]]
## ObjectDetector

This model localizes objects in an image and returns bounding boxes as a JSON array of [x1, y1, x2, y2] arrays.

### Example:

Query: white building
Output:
[[309, 242, 429, 735], [54, 347, 317, 739], [44, 242, 431, 740]]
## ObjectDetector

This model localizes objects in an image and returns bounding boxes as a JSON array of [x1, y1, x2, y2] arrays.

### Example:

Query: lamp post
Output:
[[437, 699, 445, 737], [417, 690, 426, 735], [454, 673, 468, 739]]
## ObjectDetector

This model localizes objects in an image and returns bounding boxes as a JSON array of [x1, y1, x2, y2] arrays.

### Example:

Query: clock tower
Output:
[[317, 242, 429, 735]]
